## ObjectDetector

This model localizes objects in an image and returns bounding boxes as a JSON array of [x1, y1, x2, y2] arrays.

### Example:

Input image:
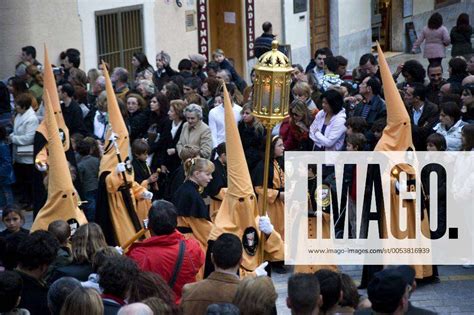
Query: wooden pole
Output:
[[260, 124, 274, 259]]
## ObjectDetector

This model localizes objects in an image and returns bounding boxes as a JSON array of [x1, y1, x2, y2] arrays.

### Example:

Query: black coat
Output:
[[61, 100, 88, 136], [172, 180, 210, 220], [16, 271, 49, 315], [206, 158, 227, 200], [238, 121, 265, 173], [127, 109, 149, 142], [48, 262, 93, 284], [150, 119, 183, 174], [409, 101, 439, 151]]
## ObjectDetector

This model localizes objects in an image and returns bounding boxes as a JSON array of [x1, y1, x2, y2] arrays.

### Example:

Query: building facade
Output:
[[1, 0, 472, 81]]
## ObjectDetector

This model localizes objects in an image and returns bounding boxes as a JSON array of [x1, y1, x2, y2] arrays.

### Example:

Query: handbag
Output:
[[16, 144, 34, 157]]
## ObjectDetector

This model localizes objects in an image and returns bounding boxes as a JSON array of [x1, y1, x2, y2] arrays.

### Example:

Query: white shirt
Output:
[[208, 103, 242, 148], [171, 120, 183, 139]]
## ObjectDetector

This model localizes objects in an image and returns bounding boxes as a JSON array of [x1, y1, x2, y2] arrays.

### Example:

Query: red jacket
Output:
[[280, 117, 309, 151], [127, 230, 204, 304]]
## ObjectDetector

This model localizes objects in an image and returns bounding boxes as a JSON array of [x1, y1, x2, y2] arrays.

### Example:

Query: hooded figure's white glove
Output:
[[258, 215, 274, 235], [255, 261, 269, 277], [35, 161, 48, 172], [114, 246, 124, 255], [141, 190, 153, 200], [115, 162, 126, 174]]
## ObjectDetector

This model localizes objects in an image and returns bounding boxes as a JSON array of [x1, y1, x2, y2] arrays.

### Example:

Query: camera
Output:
[[53, 67, 62, 75]]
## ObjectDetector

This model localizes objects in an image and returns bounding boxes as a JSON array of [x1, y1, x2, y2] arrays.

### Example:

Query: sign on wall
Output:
[[245, 0, 255, 59], [197, 0, 209, 60]]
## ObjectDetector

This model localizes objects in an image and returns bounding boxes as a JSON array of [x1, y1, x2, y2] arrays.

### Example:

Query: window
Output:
[[96, 6, 144, 73]]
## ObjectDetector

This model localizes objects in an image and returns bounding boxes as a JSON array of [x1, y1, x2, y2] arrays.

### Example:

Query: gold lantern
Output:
[[252, 40, 293, 227]]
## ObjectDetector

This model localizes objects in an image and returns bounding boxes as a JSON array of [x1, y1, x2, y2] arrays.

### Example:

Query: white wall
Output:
[[0, 0, 83, 79], [413, 0, 434, 15], [338, 0, 371, 37], [77, 0, 157, 72], [282, 0, 310, 67]]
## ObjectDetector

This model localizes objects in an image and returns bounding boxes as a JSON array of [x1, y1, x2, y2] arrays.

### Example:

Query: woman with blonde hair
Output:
[[25, 64, 44, 105], [232, 276, 277, 315], [280, 99, 313, 151], [292, 81, 317, 112], [49, 223, 108, 283], [60, 287, 103, 315], [172, 157, 215, 278]]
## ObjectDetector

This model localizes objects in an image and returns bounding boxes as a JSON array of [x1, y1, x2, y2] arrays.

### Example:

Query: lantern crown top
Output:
[[256, 40, 291, 70]]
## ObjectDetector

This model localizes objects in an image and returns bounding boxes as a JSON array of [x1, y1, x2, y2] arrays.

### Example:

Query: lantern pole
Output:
[[252, 40, 293, 267]]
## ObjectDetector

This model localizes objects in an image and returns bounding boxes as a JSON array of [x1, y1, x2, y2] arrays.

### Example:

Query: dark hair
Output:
[[346, 133, 367, 151], [371, 118, 386, 133], [449, 58, 468, 76], [14, 93, 33, 110], [112, 67, 129, 83], [402, 60, 426, 83], [292, 64, 304, 73], [91, 247, 120, 273], [339, 273, 360, 308], [133, 52, 153, 72], [288, 273, 321, 314], [315, 47, 333, 59], [407, 82, 427, 101], [66, 50, 81, 68], [359, 53, 378, 66], [362, 74, 382, 96], [98, 256, 139, 298], [462, 124, 474, 151], [47, 220, 71, 245], [428, 12, 443, 29], [22, 46, 36, 59], [132, 138, 149, 156], [204, 77, 220, 98], [212, 233, 242, 269], [314, 269, 342, 312], [216, 142, 226, 156], [60, 83, 76, 98], [335, 55, 348, 67], [456, 13, 470, 32], [47, 277, 82, 315], [206, 61, 221, 73], [128, 272, 177, 314], [10, 77, 28, 96], [152, 92, 170, 118], [345, 116, 368, 133], [262, 21, 272, 33], [2, 232, 28, 270], [324, 56, 339, 73], [0, 271, 23, 312], [2, 206, 25, 223], [426, 133, 447, 151], [164, 82, 183, 101], [178, 59, 193, 72], [17, 230, 59, 270], [184, 77, 202, 90], [148, 200, 178, 235], [440, 101, 461, 122], [76, 139, 93, 156], [427, 63, 443, 73], [321, 89, 344, 114]]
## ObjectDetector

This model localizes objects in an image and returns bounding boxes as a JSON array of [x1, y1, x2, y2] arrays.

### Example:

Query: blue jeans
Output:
[[0, 184, 14, 209], [83, 190, 97, 222]]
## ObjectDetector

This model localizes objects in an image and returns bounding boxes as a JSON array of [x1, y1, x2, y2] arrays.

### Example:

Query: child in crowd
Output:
[[0, 207, 29, 237], [426, 133, 447, 151], [292, 81, 318, 112], [45, 220, 72, 282], [0, 126, 15, 210], [76, 139, 100, 222], [345, 117, 369, 136], [71, 132, 85, 162], [82, 246, 120, 293], [369, 118, 387, 150], [345, 133, 367, 238], [320, 56, 344, 92], [212, 48, 246, 92]]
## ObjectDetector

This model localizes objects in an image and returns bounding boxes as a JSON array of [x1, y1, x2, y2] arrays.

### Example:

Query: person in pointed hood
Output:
[[360, 43, 434, 288], [94, 62, 152, 247], [32, 46, 78, 217], [205, 84, 284, 278], [31, 90, 87, 232]]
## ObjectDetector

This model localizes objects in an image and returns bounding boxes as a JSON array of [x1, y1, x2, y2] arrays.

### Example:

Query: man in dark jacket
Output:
[[254, 21, 275, 58], [353, 75, 386, 129], [426, 63, 446, 105], [181, 233, 242, 315], [59, 83, 88, 136], [404, 82, 439, 151], [127, 200, 205, 303], [15, 231, 60, 315]]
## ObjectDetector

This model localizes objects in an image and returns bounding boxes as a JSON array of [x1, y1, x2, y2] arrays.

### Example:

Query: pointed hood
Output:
[[36, 45, 70, 152], [31, 90, 87, 232], [99, 61, 130, 175], [374, 43, 414, 151], [210, 84, 264, 271]]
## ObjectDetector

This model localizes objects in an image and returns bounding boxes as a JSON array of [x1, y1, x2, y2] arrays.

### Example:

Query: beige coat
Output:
[[176, 121, 213, 159]]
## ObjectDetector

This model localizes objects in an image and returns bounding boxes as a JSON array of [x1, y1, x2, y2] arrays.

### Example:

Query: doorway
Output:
[[371, 0, 392, 51], [309, 0, 330, 55], [208, 0, 245, 76]]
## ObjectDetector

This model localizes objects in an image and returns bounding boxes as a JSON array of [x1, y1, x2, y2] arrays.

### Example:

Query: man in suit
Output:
[[404, 82, 439, 151], [181, 233, 242, 315]]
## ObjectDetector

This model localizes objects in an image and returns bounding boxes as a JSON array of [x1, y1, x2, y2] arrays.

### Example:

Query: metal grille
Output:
[[96, 6, 144, 73]]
